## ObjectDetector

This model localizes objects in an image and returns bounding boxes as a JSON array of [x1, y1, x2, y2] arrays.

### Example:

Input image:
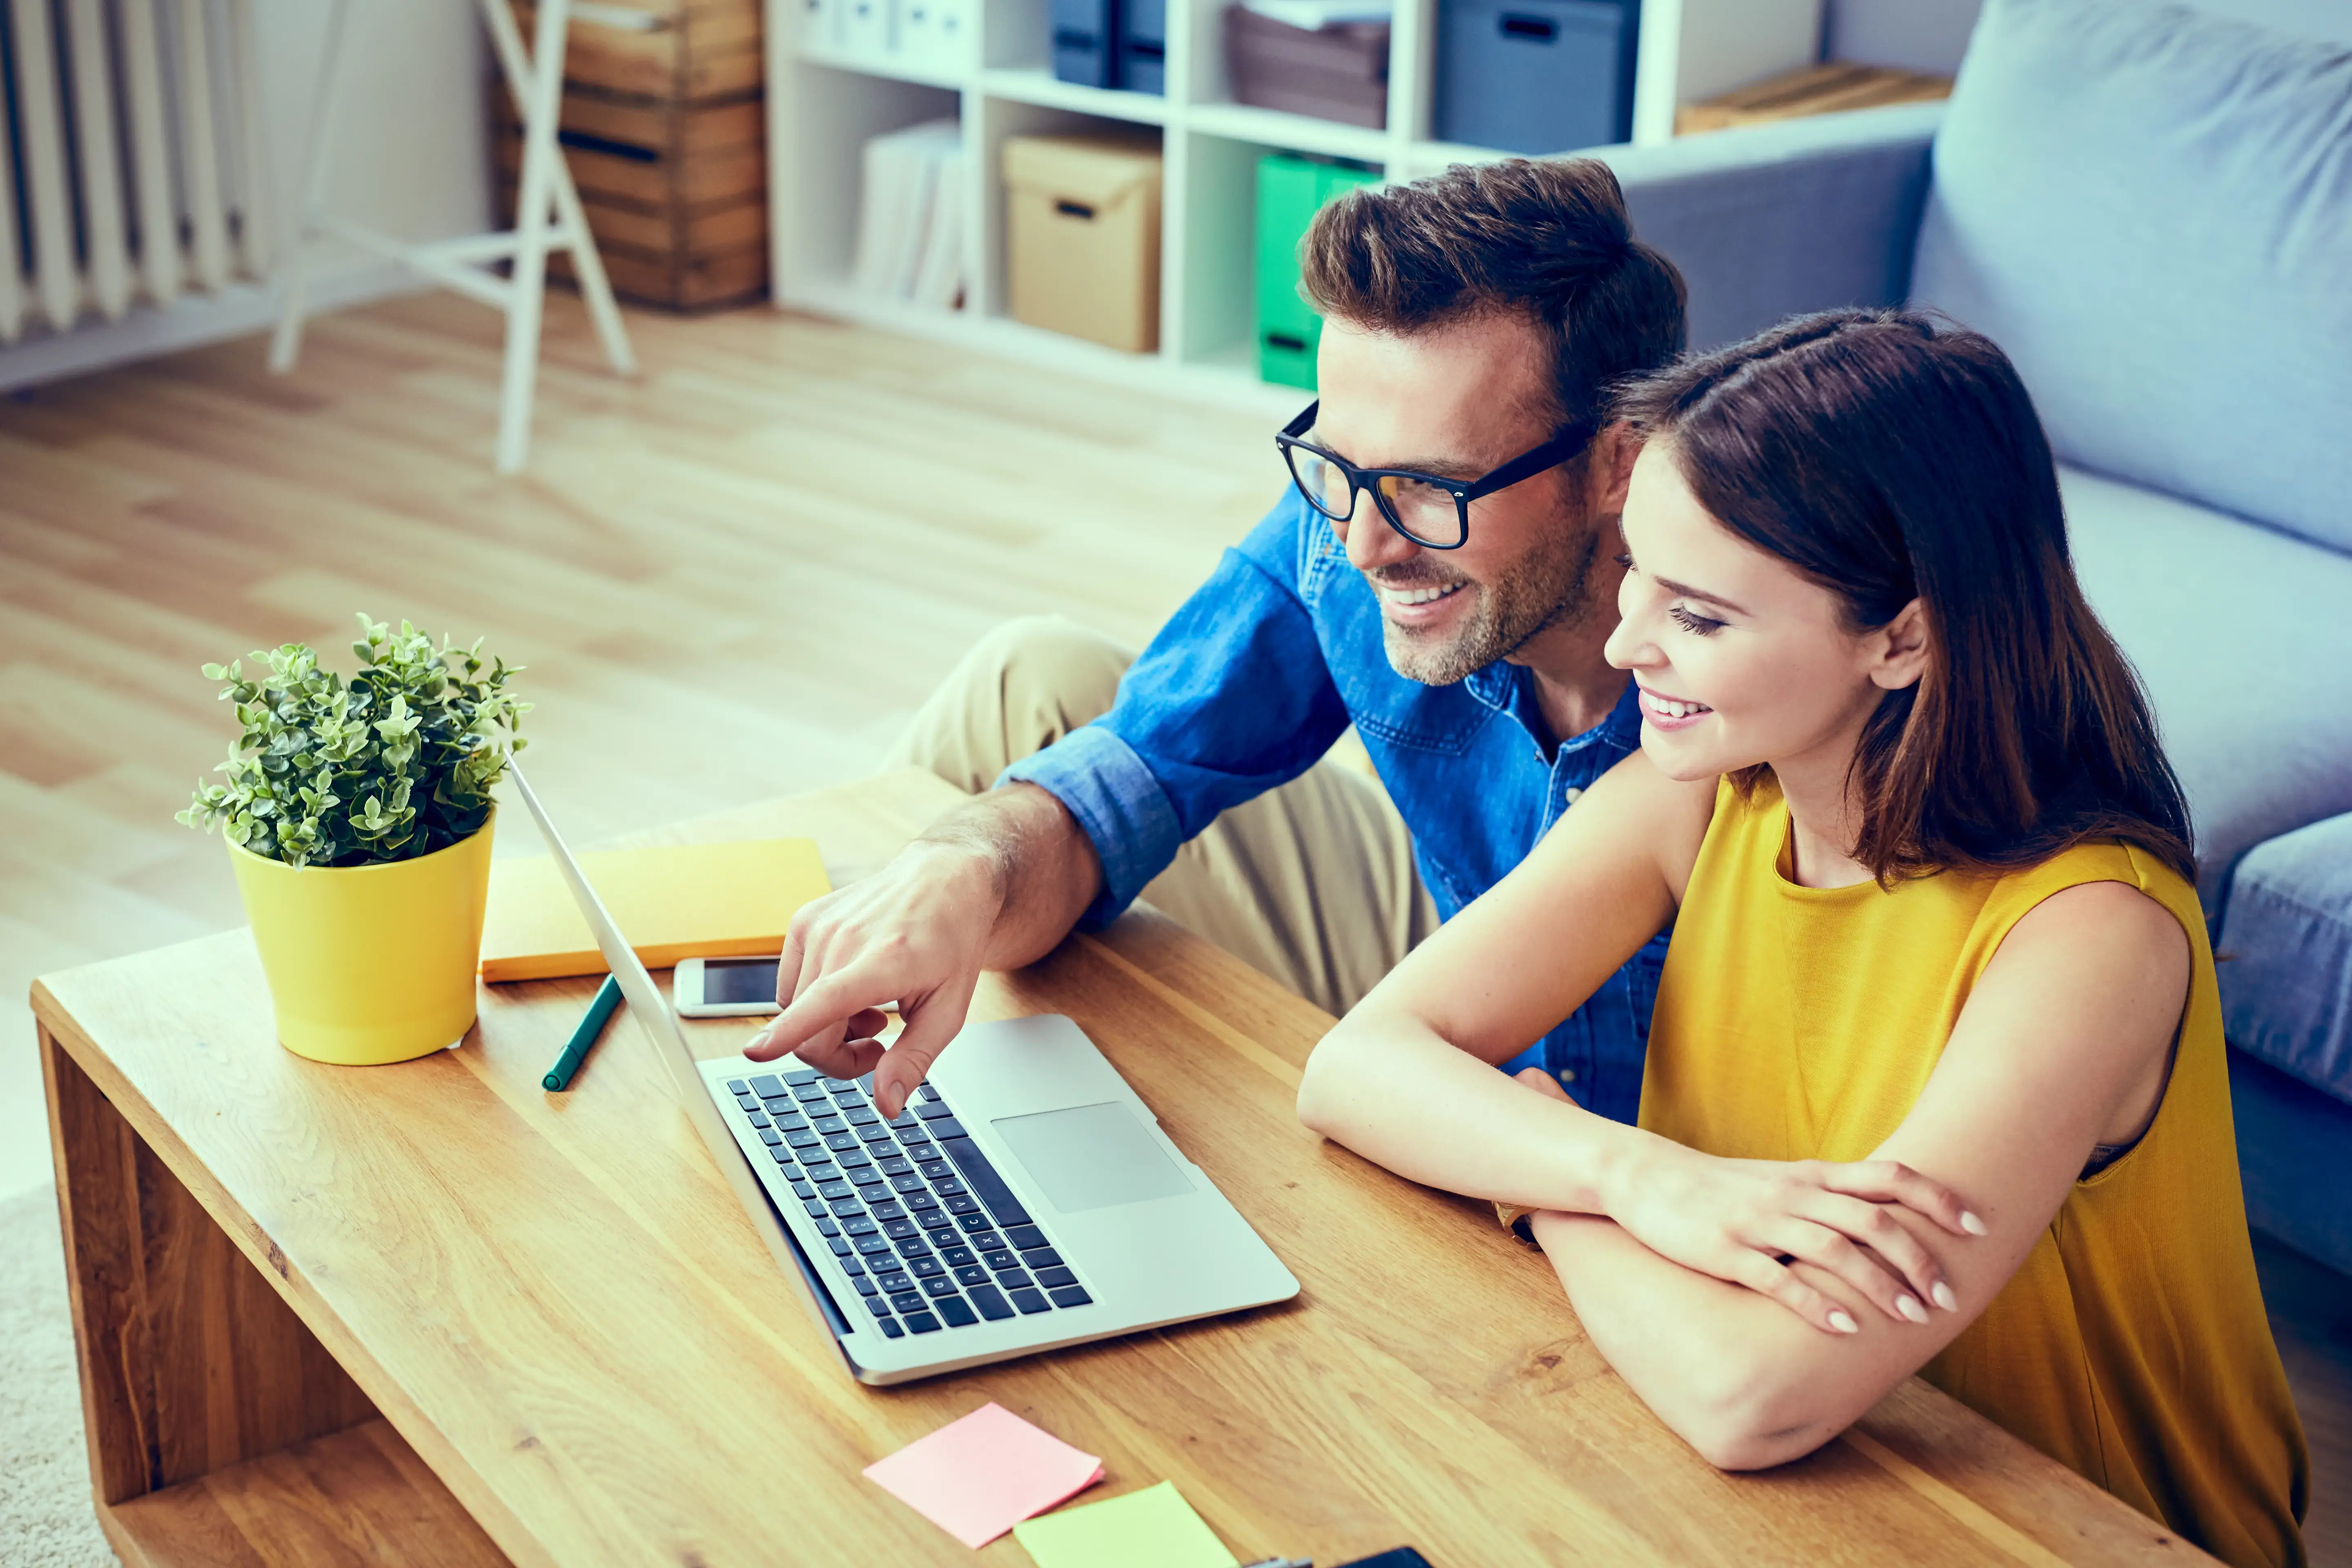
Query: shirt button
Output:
[[1563, 787, 1584, 806], [1558, 1068, 1578, 1085]]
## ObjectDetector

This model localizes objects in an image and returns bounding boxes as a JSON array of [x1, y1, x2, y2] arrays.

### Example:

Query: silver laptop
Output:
[[507, 763, 1298, 1385]]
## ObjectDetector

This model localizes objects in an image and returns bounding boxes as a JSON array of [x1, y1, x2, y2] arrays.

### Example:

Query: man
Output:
[[748, 157, 1688, 1125]]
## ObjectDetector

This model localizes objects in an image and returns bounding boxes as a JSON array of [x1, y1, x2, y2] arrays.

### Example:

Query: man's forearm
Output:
[[916, 782, 1103, 972]]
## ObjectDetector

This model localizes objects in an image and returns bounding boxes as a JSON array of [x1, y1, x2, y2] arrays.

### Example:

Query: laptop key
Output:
[[917, 1210, 954, 1231], [858, 1124, 897, 1145], [818, 1179, 855, 1200], [905, 1191, 939, 1211], [826, 1236, 854, 1258], [884, 1218, 919, 1240], [923, 1276, 961, 1301], [876, 1317, 904, 1339], [917, 1084, 944, 1103], [933, 1178, 968, 1198], [1006, 1225, 1049, 1252], [853, 1275, 878, 1296], [849, 1166, 888, 1187], [747, 1075, 784, 1098], [950, 1264, 989, 1287], [747, 1109, 772, 1129], [1048, 1285, 1093, 1308], [790, 1180, 816, 1201], [846, 1104, 880, 1125], [843, 1216, 878, 1236], [757, 1128, 783, 1147], [966, 1229, 1004, 1251], [931, 1116, 969, 1139], [772, 1111, 810, 1131], [889, 1291, 927, 1314], [793, 1082, 829, 1103], [995, 1269, 1033, 1290], [896, 1236, 934, 1259], [913, 1100, 956, 1120], [840, 1252, 866, 1274], [802, 1199, 829, 1219], [876, 1271, 913, 1294], [727, 1078, 753, 1095], [904, 1312, 942, 1334], [784, 1067, 820, 1085], [918, 1158, 954, 1178], [768, 1147, 796, 1168], [909, 1256, 945, 1278], [871, 1200, 906, 1222], [968, 1285, 1016, 1322], [1009, 1287, 1052, 1315], [1033, 1265, 1078, 1289], [837, 1148, 873, 1169], [823, 1133, 859, 1153], [854, 1234, 895, 1257], [862, 1294, 892, 1319], [1020, 1246, 1064, 1270], [981, 1249, 1017, 1271], [786, 1131, 821, 1150], [944, 1195, 981, 1216], [942, 1246, 977, 1269], [937, 1296, 979, 1328], [890, 1174, 925, 1194], [880, 1155, 914, 1176]]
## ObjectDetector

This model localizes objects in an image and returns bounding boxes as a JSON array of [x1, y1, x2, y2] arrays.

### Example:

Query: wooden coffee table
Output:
[[36, 768, 2201, 1566]]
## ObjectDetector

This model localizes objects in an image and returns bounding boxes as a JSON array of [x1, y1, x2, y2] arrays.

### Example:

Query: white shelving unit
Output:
[[766, 0, 1819, 407]]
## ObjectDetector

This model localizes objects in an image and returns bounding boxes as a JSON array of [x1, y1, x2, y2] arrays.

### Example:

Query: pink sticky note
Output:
[[864, 1402, 1105, 1549]]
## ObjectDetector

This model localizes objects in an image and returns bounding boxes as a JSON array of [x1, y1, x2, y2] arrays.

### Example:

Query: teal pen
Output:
[[543, 974, 624, 1091]]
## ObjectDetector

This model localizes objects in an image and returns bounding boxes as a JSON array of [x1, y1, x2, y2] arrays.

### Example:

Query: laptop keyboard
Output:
[[728, 1068, 1094, 1340]]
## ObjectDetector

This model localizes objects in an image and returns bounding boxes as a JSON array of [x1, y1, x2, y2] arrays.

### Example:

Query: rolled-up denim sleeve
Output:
[[1002, 498, 1351, 929]]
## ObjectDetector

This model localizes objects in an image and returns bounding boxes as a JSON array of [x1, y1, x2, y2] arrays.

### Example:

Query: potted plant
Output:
[[178, 615, 530, 1065]]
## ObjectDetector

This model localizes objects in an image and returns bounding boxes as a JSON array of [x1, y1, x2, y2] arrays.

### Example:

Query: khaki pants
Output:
[[887, 617, 1440, 1018]]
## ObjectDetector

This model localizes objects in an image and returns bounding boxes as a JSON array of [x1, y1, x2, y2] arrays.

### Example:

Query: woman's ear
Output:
[[1869, 598, 1932, 691]]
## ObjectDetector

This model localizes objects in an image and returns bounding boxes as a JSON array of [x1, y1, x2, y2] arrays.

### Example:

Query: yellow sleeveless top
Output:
[[1641, 777, 2308, 1568]]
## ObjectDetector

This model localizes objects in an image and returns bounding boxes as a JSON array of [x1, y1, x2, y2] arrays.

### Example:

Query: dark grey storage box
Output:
[[1225, 6, 1391, 131], [1434, 0, 1637, 153]]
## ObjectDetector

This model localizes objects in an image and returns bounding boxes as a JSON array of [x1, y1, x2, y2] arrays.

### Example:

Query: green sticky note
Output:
[[1011, 1480, 1238, 1568]]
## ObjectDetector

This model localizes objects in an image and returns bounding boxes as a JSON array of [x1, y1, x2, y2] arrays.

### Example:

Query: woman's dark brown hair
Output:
[[1613, 308, 2195, 885], [1301, 157, 1687, 429]]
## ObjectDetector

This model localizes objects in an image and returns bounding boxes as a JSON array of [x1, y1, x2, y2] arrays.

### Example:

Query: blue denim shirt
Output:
[[1004, 490, 1669, 1125]]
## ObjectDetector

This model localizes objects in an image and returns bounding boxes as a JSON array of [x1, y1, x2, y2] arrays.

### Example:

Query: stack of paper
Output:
[[851, 120, 967, 310]]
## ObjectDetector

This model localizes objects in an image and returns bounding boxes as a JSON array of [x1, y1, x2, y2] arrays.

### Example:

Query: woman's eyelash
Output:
[[1668, 604, 1726, 636], [1613, 552, 1634, 570]]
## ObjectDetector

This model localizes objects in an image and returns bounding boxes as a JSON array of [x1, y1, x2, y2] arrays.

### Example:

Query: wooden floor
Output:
[[1, 290, 2345, 1564]]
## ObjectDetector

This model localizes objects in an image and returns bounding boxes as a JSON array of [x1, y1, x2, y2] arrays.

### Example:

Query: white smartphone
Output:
[[673, 955, 783, 1018]]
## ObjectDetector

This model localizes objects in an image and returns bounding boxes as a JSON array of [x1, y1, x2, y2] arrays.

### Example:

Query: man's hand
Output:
[[742, 784, 1102, 1118], [744, 840, 1000, 1116]]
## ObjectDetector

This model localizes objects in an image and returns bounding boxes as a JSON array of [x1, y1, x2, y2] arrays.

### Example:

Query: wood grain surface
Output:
[[35, 767, 2206, 1567]]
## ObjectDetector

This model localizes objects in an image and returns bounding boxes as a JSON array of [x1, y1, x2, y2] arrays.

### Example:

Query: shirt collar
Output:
[[1464, 662, 1643, 757]]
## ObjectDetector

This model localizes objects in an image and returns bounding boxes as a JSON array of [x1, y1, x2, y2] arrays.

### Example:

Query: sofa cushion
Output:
[[2218, 815, 2352, 1103], [1911, 0, 2352, 555], [2061, 468, 2352, 904]]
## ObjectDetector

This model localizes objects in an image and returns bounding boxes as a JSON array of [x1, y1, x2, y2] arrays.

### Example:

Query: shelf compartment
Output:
[[1186, 100, 1393, 163], [979, 68, 1175, 123]]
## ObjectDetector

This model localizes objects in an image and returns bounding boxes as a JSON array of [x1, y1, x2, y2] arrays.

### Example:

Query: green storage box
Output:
[[1255, 154, 1379, 390]]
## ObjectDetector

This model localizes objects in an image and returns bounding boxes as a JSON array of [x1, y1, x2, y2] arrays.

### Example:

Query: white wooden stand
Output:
[[270, 0, 639, 474]]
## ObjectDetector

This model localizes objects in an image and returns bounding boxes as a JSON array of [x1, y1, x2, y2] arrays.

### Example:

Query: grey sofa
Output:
[[1600, 0, 2352, 1276]]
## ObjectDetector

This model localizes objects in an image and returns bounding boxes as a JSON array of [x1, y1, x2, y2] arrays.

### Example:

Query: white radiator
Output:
[[0, 0, 274, 342]]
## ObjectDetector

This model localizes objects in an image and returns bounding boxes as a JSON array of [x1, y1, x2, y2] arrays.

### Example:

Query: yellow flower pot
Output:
[[228, 816, 495, 1065]]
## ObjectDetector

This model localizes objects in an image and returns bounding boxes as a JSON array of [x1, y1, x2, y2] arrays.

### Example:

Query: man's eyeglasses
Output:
[[1275, 399, 1600, 551]]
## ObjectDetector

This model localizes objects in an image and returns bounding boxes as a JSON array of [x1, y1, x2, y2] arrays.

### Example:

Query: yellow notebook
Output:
[[478, 838, 831, 983]]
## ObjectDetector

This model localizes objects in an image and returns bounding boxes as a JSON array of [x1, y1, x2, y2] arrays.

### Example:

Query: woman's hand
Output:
[[1513, 1069, 1985, 1334]]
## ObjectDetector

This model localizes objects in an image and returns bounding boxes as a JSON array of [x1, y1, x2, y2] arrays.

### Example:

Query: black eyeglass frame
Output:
[[1275, 398, 1601, 550]]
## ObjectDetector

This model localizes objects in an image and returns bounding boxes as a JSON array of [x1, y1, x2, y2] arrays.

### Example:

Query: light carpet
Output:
[[0, 1184, 119, 1566]]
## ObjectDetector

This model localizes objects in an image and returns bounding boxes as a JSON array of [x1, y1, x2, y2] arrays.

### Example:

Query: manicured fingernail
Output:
[[1897, 1294, 1929, 1324], [1961, 1211, 1988, 1236], [1932, 1281, 1958, 1312], [1829, 1310, 1859, 1334]]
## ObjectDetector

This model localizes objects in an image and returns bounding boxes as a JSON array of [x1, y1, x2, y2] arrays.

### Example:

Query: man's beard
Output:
[[1372, 525, 1603, 686]]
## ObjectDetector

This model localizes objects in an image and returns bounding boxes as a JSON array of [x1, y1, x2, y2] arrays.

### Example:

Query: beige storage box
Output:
[[1003, 133, 1163, 354]]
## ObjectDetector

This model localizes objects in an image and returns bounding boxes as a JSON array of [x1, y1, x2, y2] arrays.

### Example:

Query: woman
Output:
[[1296, 310, 2307, 1567]]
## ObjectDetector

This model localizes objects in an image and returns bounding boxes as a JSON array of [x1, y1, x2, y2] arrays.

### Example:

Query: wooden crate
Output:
[[1676, 62, 1951, 136], [491, 80, 768, 311], [511, 0, 762, 100]]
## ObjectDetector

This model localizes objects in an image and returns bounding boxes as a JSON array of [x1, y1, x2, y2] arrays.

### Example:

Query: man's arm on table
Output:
[[752, 500, 1351, 1114]]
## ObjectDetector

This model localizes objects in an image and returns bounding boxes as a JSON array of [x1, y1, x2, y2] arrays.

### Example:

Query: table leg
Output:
[[40, 1025, 509, 1566]]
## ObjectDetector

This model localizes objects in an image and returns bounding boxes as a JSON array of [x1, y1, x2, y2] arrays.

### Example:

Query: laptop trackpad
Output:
[[990, 1102, 1196, 1214]]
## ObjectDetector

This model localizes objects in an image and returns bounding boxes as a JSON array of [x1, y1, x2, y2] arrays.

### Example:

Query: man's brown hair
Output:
[[1299, 157, 1688, 429]]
